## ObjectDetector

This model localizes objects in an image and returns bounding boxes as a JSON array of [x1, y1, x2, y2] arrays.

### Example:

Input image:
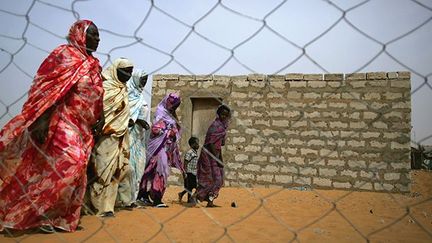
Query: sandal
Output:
[[39, 225, 55, 234], [137, 198, 153, 206], [154, 203, 168, 208], [100, 211, 115, 218], [124, 203, 137, 211]]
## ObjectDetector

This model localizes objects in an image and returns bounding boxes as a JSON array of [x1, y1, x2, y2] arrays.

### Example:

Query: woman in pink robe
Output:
[[137, 93, 184, 207]]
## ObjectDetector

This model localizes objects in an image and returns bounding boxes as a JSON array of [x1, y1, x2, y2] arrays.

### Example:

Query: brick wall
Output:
[[151, 72, 411, 192]]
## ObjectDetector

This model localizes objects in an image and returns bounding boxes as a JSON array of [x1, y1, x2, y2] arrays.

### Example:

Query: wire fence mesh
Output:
[[0, 0, 432, 242]]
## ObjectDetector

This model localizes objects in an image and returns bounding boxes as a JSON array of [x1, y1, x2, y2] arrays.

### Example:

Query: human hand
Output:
[[137, 119, 150, 130], [217, 154, 224, 168], [128, 119, 135, 127], [216, 160, 224, 168], [92, 117, 105, 136], [29, 117, 50, 144]]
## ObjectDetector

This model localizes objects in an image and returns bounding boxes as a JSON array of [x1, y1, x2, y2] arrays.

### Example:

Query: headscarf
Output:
[[0, 19, 101, 150], [154, 93, 181, 126], [67, 19, 92, 56], [127, 70, 148, 122], [102, 58, 134, 84], [101, 58, 134, 137], [129, 70, 147, 92], [216, 105, 231, 129]]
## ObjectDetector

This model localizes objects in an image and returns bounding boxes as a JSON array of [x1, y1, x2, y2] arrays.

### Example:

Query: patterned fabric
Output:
[[196, 117, 229, 202], [89, 58, 133, 214], [0, 20, 103, 232], [138, 93, 183, 204], [184, 149, 198, 175], [127, 70, 149, 199], [90, 134, 132, 213]]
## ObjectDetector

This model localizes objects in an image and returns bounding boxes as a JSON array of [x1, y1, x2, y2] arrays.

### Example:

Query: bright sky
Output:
[[0, 0, 431, 144]]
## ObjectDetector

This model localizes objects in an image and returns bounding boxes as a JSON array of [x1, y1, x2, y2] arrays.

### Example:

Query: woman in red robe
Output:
[[0, 19, 103, 233]]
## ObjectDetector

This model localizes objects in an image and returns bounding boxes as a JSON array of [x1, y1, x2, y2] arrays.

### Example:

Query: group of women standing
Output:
[[0, 19, 231, 234]]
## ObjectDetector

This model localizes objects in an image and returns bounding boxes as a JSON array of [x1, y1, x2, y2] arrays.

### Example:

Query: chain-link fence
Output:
[[1, 0, 432, 242]]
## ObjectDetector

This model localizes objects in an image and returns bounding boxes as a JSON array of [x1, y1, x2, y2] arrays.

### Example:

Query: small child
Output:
[[178, 136, 199, 203]]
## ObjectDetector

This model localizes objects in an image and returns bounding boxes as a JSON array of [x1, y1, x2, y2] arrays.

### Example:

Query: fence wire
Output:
[[0, 0, 432, 242]]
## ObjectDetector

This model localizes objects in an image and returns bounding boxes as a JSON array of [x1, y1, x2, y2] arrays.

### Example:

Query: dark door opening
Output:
[[191, 98, 223, 146]]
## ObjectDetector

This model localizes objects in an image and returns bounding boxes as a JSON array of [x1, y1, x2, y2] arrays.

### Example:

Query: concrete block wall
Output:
[[150, 72, 411, 192]]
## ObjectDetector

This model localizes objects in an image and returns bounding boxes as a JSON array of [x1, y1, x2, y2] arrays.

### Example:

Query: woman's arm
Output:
[[136, 119, 150, 130], [93, 112, 105, 136], [151, 120, 166, 137], [28, 106, 55, 144], [205, 143, 224, 168]]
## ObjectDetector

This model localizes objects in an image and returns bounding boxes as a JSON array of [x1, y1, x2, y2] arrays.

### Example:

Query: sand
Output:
[[1, 170, 432, 242]]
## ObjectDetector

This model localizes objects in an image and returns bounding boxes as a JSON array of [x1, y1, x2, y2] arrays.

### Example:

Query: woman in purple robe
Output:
[[195, 105, 231, 207], [137, 93, 183, 207]]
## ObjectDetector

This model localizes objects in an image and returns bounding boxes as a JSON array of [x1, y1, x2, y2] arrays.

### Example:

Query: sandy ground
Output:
[[1, 170, 432, 243]]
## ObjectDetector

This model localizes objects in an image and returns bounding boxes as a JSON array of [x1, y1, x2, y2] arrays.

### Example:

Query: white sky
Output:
[[0, 0, 431, 144]]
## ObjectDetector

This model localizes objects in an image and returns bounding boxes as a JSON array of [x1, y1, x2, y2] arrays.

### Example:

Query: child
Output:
[[178, 136, 199, 203]]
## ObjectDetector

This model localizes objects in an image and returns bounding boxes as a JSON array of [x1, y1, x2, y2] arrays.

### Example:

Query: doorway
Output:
[[191, 97, 223, 145]]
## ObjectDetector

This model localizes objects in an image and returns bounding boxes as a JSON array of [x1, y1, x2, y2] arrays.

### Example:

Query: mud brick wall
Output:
[[150, 72, 411, 192]]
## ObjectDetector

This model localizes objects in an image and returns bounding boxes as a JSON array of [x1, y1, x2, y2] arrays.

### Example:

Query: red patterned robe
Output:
[[0, 20, 103, 232]]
